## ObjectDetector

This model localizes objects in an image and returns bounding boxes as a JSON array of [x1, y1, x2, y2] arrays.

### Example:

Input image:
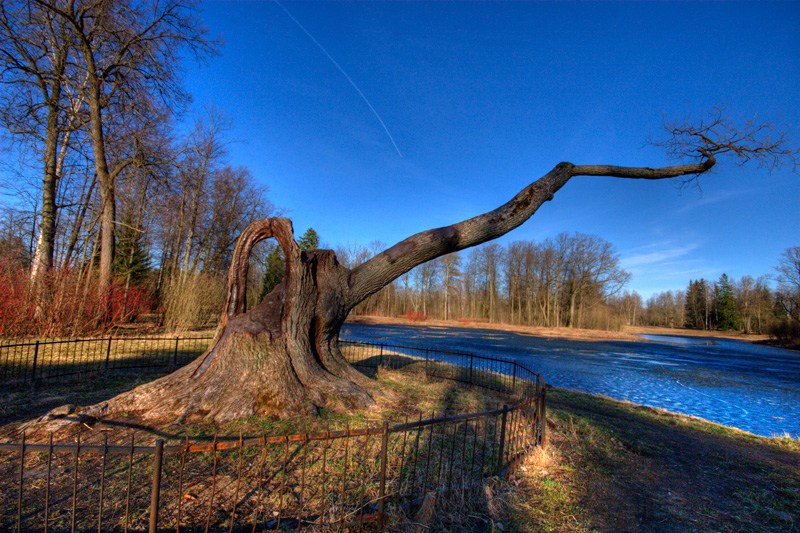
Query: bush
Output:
[[768, 318, 800, 344], [161, 272, 226, 332], [0, 261, 154, 338], [402, 311, 428, 322]]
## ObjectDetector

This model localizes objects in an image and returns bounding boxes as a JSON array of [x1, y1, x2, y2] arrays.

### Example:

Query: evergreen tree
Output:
[[298, 228, 320, 251], [259, 229, 321, 299], [115, 219, 150, 286], [259, 246, 285, 299], [684, 279, 708, 329], [715, 273, 739, 330]]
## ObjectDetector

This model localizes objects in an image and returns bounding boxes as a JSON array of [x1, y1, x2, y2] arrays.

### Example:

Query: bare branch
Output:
[[652, 105, 799, 177], [351, 107, 796, 306]]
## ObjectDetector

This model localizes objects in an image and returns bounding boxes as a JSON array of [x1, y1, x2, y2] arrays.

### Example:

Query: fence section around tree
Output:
[[0, 335, 213, 386], [342, 340, 540, 399], [0, 339, 545, 532]]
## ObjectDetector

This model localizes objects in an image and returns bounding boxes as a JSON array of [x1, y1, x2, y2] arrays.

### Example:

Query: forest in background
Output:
[[338, 241, 799, 341], [0, 1, 797, 341]]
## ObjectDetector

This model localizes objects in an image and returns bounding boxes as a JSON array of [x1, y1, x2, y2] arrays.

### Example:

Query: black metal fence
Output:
[[0, 339, 545, 532], [0, 335, 213, 386], [342, 340, 540, 399]]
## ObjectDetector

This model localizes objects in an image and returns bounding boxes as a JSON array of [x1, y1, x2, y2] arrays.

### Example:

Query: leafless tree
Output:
[[563, 233, 630, 328], [0, 1, 84, 281], [439, 252, 461, 320], [774, 246, 800, 320], [34, 109, 795, 427], [34, 0, 216, 313]]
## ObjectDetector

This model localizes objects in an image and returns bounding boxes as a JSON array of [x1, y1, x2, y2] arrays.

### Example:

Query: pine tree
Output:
[[297, 228, 320, 251], [115, 219, 150, 286], [715, 273, 739, 331], [259, 229, 321, 299], [259, 246, 285, 299], [684, 279, 709, 330]]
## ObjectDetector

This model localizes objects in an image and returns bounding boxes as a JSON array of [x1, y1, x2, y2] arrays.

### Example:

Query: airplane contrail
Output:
[[273, 0, 403, 158]]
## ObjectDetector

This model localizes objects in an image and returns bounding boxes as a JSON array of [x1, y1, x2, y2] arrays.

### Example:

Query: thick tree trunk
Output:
[[40, 157, 716, 427], [81, 219, 376, 423]]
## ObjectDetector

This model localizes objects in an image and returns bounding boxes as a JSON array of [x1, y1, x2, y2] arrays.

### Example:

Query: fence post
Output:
[[172, 337, 180, 368], [540, 388, 547, 448], [497, 405, 508, 475], [378, 421, 389, 530], [469, 354, 474, 385], [379, 344, 384, 369], [30, 341, 40, 383], [511, 364, 517, 393], [17, 432, 25, 532], [104, 337, 113, 371], [149, 439, 165, 533]]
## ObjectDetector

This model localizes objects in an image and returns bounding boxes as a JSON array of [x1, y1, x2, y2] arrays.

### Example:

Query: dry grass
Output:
[[1, 365, 521, 532], [498, 387, 800, 533], [4, 353, 797, 532]]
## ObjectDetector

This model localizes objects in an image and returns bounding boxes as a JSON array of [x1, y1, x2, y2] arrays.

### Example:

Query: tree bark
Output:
[[65, 158, 715, 425]]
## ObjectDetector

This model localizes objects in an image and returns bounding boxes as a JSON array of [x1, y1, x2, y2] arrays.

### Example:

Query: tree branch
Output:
[[347, 156, 715, 306]]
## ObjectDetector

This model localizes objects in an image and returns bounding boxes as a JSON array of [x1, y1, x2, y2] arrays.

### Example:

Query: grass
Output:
[[2, 361, 798, 532], [497, 387, 800, 533], [0, 334, 213, 386], [1, 364, 516, 532]]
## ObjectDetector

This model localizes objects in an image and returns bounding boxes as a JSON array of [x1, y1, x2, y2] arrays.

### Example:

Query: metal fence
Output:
[[0, 339, 545, 532], [342, 340, 540, 399], [0, 335, 213, 386]]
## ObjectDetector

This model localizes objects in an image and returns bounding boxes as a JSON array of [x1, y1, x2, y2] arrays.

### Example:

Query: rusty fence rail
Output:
[[1, 342, 545, 531], [0, 335, 213, 387]]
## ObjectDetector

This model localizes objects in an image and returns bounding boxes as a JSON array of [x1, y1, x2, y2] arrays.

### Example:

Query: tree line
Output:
[[609, 247, 799, 338], [1, 2, 797, 344], [343, 232, 632, 330], [344, 233, 798, 339]]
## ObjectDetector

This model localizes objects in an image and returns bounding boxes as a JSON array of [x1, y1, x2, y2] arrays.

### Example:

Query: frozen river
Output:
[[340, 322, 800, 438]]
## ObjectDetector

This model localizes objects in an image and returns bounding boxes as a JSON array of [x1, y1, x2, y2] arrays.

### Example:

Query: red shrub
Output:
[[0, 261, 155, 338], [402, 311, 428, 322]]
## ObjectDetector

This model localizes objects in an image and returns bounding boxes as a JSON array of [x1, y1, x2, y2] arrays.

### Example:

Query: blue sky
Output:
[[183, 1, 799, 299]]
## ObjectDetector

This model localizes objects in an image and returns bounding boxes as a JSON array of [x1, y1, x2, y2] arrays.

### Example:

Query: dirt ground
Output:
[[346, 315, 772, 344]]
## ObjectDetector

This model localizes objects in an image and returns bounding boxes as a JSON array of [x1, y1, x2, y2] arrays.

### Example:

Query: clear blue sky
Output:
[[184, 1, 799, 300]]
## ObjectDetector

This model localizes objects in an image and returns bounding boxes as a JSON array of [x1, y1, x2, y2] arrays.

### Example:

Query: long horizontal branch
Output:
[[347, 157, 714, 307]]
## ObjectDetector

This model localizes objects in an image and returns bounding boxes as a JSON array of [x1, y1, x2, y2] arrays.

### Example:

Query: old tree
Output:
[[44, 110, 797, 426]]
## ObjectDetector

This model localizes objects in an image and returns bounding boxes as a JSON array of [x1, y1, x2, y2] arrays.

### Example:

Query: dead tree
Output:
[[56, 110, 798, 425]]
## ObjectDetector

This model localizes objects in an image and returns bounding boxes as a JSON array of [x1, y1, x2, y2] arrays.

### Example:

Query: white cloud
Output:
[[620, 242, 701, 269]]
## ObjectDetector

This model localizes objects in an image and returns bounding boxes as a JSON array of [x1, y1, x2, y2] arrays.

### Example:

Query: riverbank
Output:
[[499, 387, 799, 532], [346, 314, 773, 345]]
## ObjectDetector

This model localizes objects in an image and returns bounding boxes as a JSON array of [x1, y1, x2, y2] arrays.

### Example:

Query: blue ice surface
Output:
[[340, 323, 800, 438]]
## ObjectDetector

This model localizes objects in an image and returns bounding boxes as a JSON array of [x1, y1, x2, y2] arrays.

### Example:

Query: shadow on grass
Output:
[[508, 387, 800, 533], [0, 344, 208, 387], [0, 359, 528, 532]]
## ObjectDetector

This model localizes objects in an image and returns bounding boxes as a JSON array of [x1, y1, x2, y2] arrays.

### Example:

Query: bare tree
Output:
[[33, 110, 795, 427], [34, 0, 216, 314], [439, 252, 461, 320], [0, 1, 83, 281], [564, 233, 630, 328], [774, 246, 800, 320]]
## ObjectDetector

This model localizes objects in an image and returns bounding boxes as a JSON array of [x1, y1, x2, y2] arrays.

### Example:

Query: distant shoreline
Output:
[[345, 314, 773, 345]]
